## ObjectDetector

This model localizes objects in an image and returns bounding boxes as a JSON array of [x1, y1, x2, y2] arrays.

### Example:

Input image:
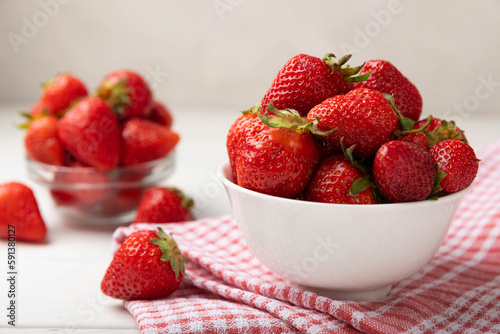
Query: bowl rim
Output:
[[26, 151, 176, 189], [26, 150, 175, 173], [217, 161, 472, 210]]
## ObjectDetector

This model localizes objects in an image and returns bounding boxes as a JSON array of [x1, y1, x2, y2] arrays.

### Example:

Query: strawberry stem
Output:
[[404, 115, 433, 134], [349, 175, 371, 201], [322, 53, 368, 82], [167, 187, 194, 213], [383, 93, 416, 132], [425, 119, 468, 146], [96, 79, 131, 118], [258, 101, 334, 136], [427, 171, 447, 200], [150, 228, 188, 281], [242, 103, 260, 115]]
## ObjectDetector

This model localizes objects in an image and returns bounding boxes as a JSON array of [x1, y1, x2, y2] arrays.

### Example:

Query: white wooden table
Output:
[[0, 101, 498, 333]]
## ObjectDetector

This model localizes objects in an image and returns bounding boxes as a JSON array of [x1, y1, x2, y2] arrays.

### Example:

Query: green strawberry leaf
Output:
[[258, 101, 334, 136], [349, 175, 372, 201], [151, 227, 188, 281], [428, 171, 447, 199], [243, 103, 261, 115], [382, 93, 417, 132], [345, 71, 370, 82]]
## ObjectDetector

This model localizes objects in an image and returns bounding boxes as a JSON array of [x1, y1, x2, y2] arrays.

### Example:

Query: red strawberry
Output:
[[40, 73, 88, 116], [57, 96, 121, 171], [24, 115, 66, 166], [401, 132, 429, 151], [429, 140, 478, 194], [415, 117, 467, 145], [101, 187, 146, 216], [372, 140, 436, 203], [98, 70, 153, 119], [307, 88, 399, 158], [226, 107, 261, 181], [29, 100, 54, 117], [121, 118, 179, 166], [353, 59, 422, 121], [101, 228, 187, 300], [317, 136, 342, 158], [399, 116, 435, 151], [149, 101, 173, 127], [0, 182, 47, 242], [260, 53, 367, 117], [50, 163, 111, 209], [133, 187, 193, 224], [227, 106, 322, 198], [304, 155, 375, 204]]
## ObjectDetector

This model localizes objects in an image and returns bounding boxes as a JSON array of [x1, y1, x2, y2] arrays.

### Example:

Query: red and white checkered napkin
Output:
[[111, 140, 500, 334]]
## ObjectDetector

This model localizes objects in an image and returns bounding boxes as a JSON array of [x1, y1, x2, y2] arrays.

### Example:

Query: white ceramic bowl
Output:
[[218, 161, 470, 301]]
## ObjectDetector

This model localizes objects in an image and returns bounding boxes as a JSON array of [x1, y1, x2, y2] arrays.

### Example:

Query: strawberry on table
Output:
[[120, 118, 179, 166], [101, 227, 187, 300], [98, 69, 153, 120], [0, 182, 47, 242], [24, 115, 66, 166], [372, 140, 437, 203], [304, 155, 375, 204], [57, 96, 122, 172], [260, 53, 368, 117], [227, 103, 323, 198], [133, 187, 193, 224], [429, 140, 478, 194], [353, 59, 423, 121], [307, 88, 399, 158], [40, 73, 88, 117]]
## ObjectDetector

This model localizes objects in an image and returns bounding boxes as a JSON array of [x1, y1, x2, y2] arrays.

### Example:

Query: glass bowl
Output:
[[26, 152, 175, 225]]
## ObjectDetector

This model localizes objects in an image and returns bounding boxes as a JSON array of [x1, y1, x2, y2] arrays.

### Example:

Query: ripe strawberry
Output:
[[50, 163, 111, 209], [227, 105, 322, 198], [40, 73, 88, 116], [121, 118, 179, 166], [24, 115, 66, 166], [372, 140, 436, 203], [353, 59, 422, 121], [29, 100, 54, 117], [133, 187, 193, 224], [317, 136, 342, 158], [226, 107, 261, 182], [415, 117, 467, 145], [149, 101, 173, 127], [400, 132, 429, 151], [398, 116, 435, 151], [101, 228, 187, 300], [57, 97, 121, 172], [304, 155, 375, 204], [0, 182, 47, 242], [98, 70, 153, 119], [307, 88, 399, 158], [100, 186, 147, 216], [429, 140, 478, 194], [260, 53, 368, 117]]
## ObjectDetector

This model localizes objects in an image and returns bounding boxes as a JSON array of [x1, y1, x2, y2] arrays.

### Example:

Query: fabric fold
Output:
[[111, 140, 500, 334]]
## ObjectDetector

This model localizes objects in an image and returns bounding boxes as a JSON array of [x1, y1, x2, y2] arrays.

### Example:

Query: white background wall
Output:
[[1, 0, 499, 124]]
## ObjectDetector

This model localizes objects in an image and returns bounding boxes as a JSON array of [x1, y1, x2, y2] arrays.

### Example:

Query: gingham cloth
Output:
[[111, 140, 500, 334]]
